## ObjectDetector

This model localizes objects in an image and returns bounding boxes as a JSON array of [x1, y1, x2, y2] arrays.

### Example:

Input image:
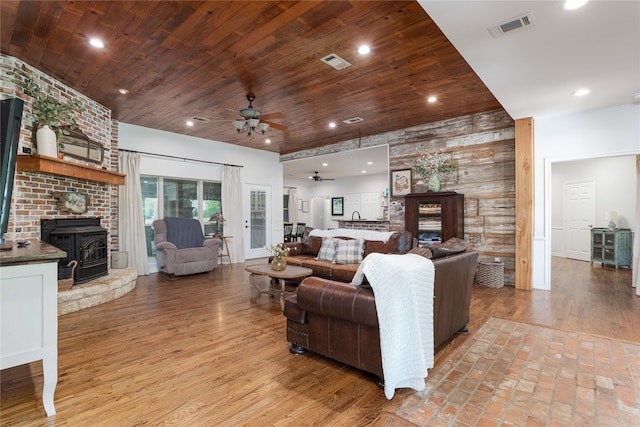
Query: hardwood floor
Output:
[[1, 257, 637, 426]]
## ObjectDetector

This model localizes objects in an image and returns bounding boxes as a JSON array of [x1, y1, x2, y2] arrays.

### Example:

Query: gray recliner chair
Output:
[[153, 217, 221, 276]]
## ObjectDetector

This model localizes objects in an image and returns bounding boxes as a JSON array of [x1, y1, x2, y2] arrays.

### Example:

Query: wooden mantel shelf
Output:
[[16, 155, 125, 185]]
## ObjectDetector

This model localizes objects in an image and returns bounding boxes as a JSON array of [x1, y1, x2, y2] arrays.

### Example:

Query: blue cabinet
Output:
[[591, 228, 633, 269]]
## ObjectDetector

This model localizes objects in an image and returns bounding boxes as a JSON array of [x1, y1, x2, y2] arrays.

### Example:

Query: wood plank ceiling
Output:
[[1, 1, 504, 154]]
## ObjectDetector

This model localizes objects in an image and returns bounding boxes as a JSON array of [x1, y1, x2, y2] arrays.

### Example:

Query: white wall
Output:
[[551, 156, 637, 256], [534, 103, 640, 289], [284, 173, 388, 228], [118, 123, 284, 256]]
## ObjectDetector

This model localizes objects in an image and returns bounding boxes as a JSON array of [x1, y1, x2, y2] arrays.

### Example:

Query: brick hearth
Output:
[[58, 267, 137, 315]]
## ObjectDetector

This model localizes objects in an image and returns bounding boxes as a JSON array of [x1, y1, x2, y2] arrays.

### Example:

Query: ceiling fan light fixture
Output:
[[246, 118, 260, 130], [232, 93, 285, 139], [258, 122, 269, 134], [233, 121, 245, 133]]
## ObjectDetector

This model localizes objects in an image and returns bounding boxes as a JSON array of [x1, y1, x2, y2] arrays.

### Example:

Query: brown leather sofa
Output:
[[283, 250, 478, 380], [281, 231, 414, 282]]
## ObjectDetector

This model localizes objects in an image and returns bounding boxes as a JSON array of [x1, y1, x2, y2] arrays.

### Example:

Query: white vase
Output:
[[36, 125, 58, 158], [427, 174, 440, 192]]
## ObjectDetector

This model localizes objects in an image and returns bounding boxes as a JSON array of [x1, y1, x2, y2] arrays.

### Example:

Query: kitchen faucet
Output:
[[351, 211, 361, 220]]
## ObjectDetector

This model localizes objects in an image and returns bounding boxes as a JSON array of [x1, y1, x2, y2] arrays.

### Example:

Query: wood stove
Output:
[[41, 218, 108, 284]]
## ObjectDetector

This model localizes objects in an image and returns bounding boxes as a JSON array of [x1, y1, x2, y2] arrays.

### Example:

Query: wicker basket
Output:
[[58, 260, 78, 291], [477, 260, 504, 288]]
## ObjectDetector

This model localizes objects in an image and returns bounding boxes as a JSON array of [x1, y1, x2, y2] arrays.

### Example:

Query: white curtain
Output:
[[222, 165, 245, 263], [288, 187, 298, 225], [118, 151, 149, 275], [634, 155, 639, 295]]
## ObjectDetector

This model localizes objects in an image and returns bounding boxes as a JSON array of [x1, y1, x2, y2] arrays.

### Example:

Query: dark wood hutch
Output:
[[404, 192, 464, 247]]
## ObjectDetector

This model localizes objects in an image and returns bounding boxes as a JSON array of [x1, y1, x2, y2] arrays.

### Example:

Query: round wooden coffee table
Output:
[[245, 264, 313, 310]]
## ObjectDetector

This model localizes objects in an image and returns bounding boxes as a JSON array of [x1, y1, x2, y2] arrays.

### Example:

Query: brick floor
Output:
[[396, 317, 640, 426]]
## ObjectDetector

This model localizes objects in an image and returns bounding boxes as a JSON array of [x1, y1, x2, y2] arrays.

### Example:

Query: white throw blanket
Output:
[[309, 228, 395, 242], [351, 253, 435, 399]]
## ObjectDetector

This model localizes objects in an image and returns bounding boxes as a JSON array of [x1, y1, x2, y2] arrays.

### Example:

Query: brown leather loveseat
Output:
[[283, 250, 478, 381], [281, 230, 414, 282]]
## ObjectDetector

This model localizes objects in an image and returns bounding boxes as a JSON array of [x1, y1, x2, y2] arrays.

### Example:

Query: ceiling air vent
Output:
[[190, 116, 210, 123], [488, 13, 534, 38], [343, 117, 364, 124], [321, 53, 351, 70]]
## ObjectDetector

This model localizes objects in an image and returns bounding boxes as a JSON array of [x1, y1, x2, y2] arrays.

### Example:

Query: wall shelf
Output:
[[16, 155, 125, 185]]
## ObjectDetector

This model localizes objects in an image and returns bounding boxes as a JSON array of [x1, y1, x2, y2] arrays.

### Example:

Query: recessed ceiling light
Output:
[[361, 170, 367, 174], [118, 88, 129, 95], [322, 163, 328, 167], [427, 96, 437, 103], [265, 139, 271, 144], [564, 0, 588, 10], [572, 88, 590, 97], [357, 45, 371, 55], [367, 161, 373, 165], [88, 38, 105, 49], [185, 120, 194, 126], [328, 122, 336, 128]]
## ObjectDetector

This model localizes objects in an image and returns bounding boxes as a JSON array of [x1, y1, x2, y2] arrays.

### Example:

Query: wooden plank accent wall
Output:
[[391, 110, 516, 285], [284, 109, 517, 285], [515, 118, 534, 290]]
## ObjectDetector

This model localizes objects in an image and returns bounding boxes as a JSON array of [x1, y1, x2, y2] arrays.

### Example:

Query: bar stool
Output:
[[283, 223, 294, 242], [294, 223, 306, 241]]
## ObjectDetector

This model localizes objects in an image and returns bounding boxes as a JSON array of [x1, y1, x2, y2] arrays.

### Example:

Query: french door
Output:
[[243, 184, 271, 259]]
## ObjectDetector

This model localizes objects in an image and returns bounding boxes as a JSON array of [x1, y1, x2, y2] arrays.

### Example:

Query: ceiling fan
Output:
[[232, 93, 287, 136], [310, 171, 335, 182]]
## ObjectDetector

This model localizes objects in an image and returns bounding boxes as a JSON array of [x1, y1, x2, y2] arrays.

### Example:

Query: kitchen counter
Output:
[[0, 239, 66, 265], [337, 220, 390, 232]]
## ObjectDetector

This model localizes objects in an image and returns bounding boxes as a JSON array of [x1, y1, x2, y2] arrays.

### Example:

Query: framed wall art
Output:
[[390, 169, 412, 197], [331, 197, 344, 216], [53, 191, 89, 214], [301, 201, 309, 213]]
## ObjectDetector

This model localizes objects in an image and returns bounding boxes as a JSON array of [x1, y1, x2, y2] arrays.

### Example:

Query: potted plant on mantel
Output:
[[8, 64, 85, 159]]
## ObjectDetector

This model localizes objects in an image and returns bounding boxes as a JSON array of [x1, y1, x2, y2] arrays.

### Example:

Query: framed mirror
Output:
[[56, 126, 104, 163]]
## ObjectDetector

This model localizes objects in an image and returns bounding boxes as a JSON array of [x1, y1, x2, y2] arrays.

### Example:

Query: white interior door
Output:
[[243, 184, 271, 259], [311, 196, 327, 229], [565, 180, 595, 261], [361, 192, 381, 220]]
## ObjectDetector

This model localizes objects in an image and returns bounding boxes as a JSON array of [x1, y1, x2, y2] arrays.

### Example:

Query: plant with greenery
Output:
[[8, 64, 85, 135], [414, 149, 456, 178], [267, 244, 290, 259]]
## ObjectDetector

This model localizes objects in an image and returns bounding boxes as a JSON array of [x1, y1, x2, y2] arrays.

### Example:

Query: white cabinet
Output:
[[1, 244, 64, 417]]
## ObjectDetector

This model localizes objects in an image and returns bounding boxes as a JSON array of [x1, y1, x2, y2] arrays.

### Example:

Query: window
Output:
[[283, 194, 290, 222], [140, 175, 222, 256], [141, 177, 158, 256], [163, 178, 198, 219]]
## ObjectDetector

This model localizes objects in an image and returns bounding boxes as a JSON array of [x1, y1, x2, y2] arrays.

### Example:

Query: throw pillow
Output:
[[334, 238, 365, 265], [430, 237, 468, 259], [316, 237, 338, 262], [408, 246, 433, 259], [303, 236, 323, 255]]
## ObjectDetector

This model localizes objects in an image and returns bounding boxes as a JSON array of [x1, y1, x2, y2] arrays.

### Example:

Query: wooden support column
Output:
[[515, 118, 534, 290]]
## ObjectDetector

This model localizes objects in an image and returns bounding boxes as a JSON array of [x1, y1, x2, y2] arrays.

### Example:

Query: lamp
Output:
[[233, 94, 270, 137], [604, 211, 618, 229]]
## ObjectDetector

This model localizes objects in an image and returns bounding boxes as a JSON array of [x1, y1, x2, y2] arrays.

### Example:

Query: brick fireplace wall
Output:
[[0, 55, 120, 249]]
